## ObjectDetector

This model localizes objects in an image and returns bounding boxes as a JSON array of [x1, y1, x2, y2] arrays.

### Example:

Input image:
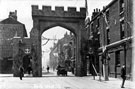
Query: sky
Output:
[[0, 0, 112, 67], [0, 0, 112, 34]]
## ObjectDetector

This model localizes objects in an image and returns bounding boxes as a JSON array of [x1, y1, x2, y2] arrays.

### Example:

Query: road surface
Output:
[[0, 71, 134, 89]]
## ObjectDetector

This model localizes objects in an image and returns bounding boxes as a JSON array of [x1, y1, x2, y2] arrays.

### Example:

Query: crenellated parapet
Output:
[[32, 5, 86, 18]]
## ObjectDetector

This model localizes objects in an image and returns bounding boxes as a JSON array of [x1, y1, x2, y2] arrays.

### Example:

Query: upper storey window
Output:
[[120, 0, 124, 13], [120, 20, 125, 39], [106, 9, 109, 25], [97, 18, 100, 28]]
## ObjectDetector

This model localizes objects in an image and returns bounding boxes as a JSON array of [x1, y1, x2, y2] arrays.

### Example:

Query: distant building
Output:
[[86, 0, 133, 78], [0, 10, 27, 73], [49, 32, 75, 70], [49, 43, 59, 70]]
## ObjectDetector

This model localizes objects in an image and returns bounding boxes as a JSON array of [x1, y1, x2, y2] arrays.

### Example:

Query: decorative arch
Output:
[[30, 5, 87, 77]]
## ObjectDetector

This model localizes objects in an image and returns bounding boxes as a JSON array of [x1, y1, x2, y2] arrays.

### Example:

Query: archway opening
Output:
[[41, 26, 76, 77]]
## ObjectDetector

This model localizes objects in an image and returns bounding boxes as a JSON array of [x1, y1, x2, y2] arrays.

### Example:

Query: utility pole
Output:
[[102, 50, 109, 81], [102, 11, 109, 81]]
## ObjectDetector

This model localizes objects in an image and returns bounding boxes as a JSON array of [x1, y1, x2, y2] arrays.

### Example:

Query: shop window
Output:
[[115, 51, 120, 66]]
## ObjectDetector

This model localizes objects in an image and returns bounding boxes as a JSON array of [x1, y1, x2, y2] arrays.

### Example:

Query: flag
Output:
[[102, 12, 109, 27]]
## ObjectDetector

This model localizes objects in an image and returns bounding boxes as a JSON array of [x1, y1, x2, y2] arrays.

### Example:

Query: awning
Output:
[[99, 36, 133, 52]]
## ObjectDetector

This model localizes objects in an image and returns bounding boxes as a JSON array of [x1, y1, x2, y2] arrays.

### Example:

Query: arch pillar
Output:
[[30, 30, 42, 77], [75, 35, 83, 76], [74, 21, 87, 76], [30, 19, 42, 77]]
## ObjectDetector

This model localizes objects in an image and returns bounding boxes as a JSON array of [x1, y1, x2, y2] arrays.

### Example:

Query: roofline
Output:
[[89, 0, 118, 24], [0, 17, 23, 25]]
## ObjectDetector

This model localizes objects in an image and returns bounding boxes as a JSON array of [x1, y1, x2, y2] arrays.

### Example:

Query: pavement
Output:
[[92, 76, 135, 89], [0, 71, 134, 89]]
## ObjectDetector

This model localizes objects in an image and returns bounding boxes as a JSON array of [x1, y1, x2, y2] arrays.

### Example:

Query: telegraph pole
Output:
[[102, 11, 109, 81]]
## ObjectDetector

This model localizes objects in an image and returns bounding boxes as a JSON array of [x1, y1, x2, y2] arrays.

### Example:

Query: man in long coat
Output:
[[121, 65, 126, 88]]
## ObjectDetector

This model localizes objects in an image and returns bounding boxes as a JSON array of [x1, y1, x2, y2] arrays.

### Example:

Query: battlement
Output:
[[32, 5, 86, 18]]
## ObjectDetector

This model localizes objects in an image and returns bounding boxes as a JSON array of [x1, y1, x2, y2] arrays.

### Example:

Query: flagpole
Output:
[[102, 11, 109, 81], [85, 0, 88, 16]]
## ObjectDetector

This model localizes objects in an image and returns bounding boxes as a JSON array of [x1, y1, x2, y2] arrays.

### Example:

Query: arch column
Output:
[[75, 24, 87, 76], [75, 35, 82, 76], [30, 19, 42, 77]]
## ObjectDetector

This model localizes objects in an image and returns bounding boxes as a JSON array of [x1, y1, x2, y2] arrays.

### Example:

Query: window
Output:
[[91, 23, 94, 32], [120, 20, 125, 39], [115, 51, 120, 66], [107, 29, 110, 44], [119, 0, 125, 39], [106, 9, 109, 25], [97, 18, 100, 28], [120, 0, 124, 13]]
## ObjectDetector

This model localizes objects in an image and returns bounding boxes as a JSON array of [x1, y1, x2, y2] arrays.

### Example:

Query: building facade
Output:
[[86, 0, 133, 78], [49, 32, 75, 72], [49, 43, 59, 71], [0, 11, 27, 73]]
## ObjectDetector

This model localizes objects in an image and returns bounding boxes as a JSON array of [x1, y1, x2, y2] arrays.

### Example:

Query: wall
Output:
[[0, 23, 27, 73], [87, 0, 132, 78]]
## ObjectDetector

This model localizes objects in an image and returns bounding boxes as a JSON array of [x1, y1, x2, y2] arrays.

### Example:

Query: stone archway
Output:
[[30, 5, 87, 77]]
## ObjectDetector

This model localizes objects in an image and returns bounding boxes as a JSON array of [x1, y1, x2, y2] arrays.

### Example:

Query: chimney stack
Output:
[[9, 10, 17, 20]]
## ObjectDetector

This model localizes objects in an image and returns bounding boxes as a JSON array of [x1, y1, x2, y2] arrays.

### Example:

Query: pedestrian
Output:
[[121, 64, 126, 88], [19, 66, 24, 80], [47, 65, 49, 73]]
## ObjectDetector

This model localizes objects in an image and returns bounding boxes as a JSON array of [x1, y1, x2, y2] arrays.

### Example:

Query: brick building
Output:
[[0, 11, 27, 73], [86, 0, 133, 78]]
